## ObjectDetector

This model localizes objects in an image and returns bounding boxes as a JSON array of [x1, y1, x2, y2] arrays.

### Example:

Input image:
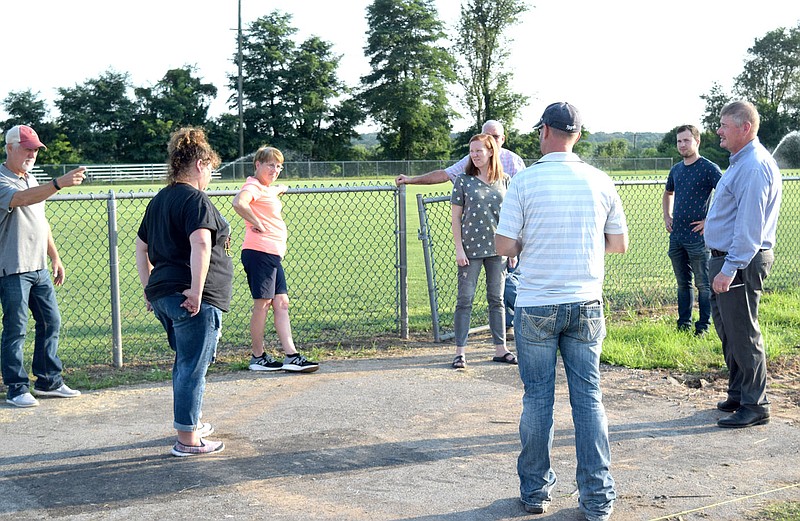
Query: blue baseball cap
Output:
[[533, 102, 581, 133]]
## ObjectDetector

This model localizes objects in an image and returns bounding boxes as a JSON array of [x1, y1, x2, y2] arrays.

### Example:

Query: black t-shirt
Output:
[[137, 183, 233, 311]]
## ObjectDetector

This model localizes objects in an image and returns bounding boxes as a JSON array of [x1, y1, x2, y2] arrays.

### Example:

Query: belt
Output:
[[711, 248, 769, 258]]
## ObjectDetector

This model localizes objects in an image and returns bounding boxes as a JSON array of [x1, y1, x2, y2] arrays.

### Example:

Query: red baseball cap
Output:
[[4, 125, 47, 150]]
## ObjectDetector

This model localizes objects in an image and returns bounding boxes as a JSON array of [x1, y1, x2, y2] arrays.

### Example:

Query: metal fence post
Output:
[[416, 193, 442, 342], [397, 185, 409, 339], [107, 191, 123, 367]]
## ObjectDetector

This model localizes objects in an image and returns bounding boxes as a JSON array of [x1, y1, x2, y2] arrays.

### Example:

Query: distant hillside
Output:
[[585, 132, 664, 150], [355, 131, 664, 149]]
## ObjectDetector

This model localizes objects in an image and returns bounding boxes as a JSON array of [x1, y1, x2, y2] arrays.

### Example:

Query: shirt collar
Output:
[[728, 137, 758, 166]]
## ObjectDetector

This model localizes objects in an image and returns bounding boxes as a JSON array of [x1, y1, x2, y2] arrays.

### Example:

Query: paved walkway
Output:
[[1, 346, 799, 520]]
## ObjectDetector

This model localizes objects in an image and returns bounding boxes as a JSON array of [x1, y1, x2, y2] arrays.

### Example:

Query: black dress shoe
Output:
[[717, 408, 770, 428], [716, 398, 740, 412]]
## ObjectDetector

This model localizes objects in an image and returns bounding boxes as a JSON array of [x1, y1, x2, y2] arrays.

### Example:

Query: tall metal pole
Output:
[[237, 0, 244, 179]]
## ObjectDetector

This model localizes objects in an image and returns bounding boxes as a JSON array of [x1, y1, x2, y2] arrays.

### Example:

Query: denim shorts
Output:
[[241, 249, 287, 299]]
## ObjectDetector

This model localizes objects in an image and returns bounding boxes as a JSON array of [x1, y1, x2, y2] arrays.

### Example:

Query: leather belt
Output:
[[711, 248, 769, 258]]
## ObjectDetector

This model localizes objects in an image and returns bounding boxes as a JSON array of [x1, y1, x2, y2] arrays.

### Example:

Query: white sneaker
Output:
[[196, 421, 214, 437], [6, 392, 39, 408], [32, 384, 81, 398]]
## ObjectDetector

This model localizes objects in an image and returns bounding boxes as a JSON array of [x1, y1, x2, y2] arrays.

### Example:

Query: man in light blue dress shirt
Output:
[[704, 100, 782, 429]]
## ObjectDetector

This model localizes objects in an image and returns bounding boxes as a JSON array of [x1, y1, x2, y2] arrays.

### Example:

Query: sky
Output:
[[4, 0, 800, 134]]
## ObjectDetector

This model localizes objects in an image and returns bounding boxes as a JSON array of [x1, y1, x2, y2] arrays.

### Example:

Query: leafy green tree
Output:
[[361, 0, 456, 159], [207, 113, 243, 163], [313, 98, 366, 161], [39, 133, 82, 165], [55, 70, 137, 163], [283, 36, 355, 159], [595, 139, 628, 158], [232, 11, 361, 160], [234, 11, 296, 149], [573, 139, 594, 159], [506, 128, 538, 162], [453, 0, 529, 129], [131, 66, 218, 162], [733, 24, 800, 148], [1, 90, 48, 132], [702, 24, 800, 149], [700, 82, 731, 133], [0, 90, 78, 164]]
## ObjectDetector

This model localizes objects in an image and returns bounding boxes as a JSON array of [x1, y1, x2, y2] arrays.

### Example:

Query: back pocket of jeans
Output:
[[578, 301, 606, 341], [519, 306, 558, 342]]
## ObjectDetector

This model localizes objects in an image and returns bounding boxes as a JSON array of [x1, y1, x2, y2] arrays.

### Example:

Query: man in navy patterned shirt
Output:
[[661, 125, 722, 336]]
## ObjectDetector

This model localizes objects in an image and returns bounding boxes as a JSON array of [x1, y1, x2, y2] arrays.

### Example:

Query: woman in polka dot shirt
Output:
[[450, 134, 517, 369]]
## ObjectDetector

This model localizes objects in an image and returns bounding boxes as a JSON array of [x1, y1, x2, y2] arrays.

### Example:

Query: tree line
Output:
[[2, 2, 798, 168], [660, 21, 800, 169]]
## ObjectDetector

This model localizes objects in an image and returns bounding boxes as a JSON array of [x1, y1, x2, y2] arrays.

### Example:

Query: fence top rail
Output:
[[47, 175, 798, 202], [614, 179, 666, 186], [49, 184, 400, 201], [420, 194, 451, 204]]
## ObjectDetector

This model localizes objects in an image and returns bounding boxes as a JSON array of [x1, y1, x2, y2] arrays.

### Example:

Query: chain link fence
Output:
[[21, 184, 405, 368], [416, 177, 800, 340], [11, 174, 795, 369]]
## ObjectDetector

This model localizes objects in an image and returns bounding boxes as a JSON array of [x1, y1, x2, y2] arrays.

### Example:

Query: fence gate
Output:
[[416, 193, 490, 342]]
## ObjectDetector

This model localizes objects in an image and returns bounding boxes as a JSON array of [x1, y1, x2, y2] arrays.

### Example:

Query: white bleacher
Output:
[[29, 164, 221, 183]]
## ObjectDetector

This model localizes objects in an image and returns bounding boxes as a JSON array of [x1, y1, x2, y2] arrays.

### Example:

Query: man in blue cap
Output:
[[496, 102, 627, 521]]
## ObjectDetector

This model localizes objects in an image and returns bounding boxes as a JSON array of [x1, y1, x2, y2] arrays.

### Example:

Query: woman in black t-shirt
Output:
[[135, 127, 232, 457]]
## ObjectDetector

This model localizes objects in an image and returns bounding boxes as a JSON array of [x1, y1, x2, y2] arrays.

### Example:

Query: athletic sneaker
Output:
[[32, 384, 81, 398], [6, 392, 39, 408], [171, 439, 225, 457], [196, 421, 214, 437], [249, 353, 283, 372], [282, 353, 319, 373]]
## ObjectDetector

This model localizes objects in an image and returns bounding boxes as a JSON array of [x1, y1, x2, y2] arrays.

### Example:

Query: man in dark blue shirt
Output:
[[661, 125, 722, 336]]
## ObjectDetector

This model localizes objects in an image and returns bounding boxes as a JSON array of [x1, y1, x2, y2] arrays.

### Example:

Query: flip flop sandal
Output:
[[452, 355, 466, 369], [492, 352, 518, 365]]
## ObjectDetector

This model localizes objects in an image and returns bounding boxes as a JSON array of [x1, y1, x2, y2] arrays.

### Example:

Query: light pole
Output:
[[237, 0, 244, 179]]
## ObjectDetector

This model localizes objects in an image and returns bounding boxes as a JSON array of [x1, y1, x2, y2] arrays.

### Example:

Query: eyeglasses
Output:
[[262, 162, 283, 171]]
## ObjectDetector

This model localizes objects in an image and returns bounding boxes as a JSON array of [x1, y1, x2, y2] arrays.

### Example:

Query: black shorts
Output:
[[241, 249, 287, 300]]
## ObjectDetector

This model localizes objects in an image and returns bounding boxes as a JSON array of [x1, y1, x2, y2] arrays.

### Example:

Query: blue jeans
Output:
[[0, 269, 64, 399], [668, 236, 711, 332], [504, 265, 519, 328], [454, 256, 506, 347], [150, 294, 222, 432], [515, 301, 615, 520]]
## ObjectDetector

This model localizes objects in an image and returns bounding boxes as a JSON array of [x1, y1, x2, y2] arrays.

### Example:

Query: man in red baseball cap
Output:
[[4, 125, 47, 150], [1, 124, 87, 408]]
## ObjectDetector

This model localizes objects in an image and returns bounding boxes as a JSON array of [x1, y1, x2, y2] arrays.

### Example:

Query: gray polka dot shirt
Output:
[[451, 173, 510, 259]]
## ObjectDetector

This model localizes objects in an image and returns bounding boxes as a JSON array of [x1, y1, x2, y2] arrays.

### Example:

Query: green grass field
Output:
[[27, 170, 800, 379]]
